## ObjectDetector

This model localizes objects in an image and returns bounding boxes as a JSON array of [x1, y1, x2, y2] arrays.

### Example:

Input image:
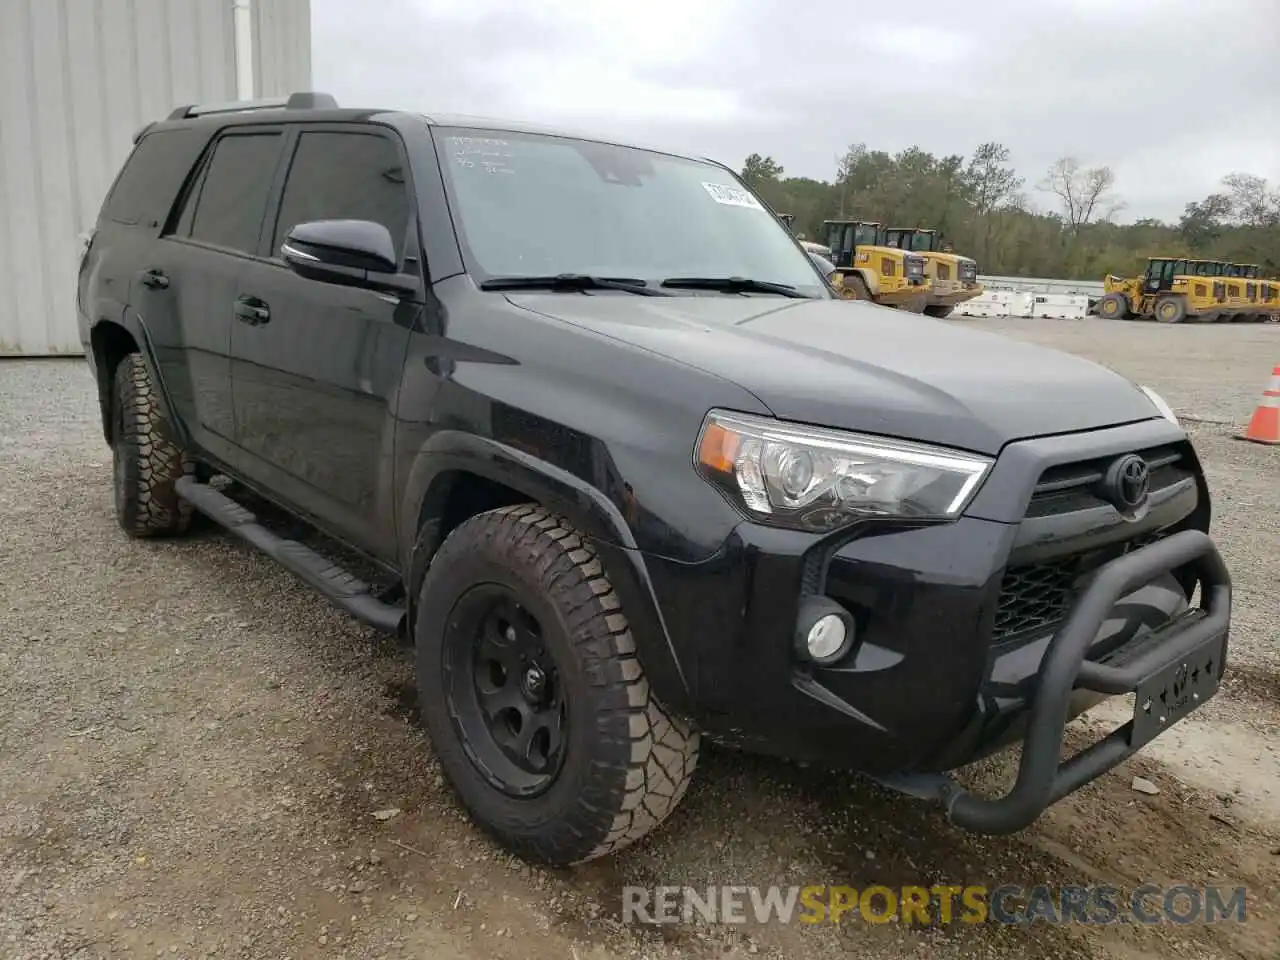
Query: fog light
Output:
[[807, 615, 847, 661], [794, 595, 856, 665]]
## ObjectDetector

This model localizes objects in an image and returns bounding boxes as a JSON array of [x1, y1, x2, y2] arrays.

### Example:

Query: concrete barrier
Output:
[[955, 291, 1033, 318], [1030, 294, 1090, 320], [954, 298, 1011, 318]]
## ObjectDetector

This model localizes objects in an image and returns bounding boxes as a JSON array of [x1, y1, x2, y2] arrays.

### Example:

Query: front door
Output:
[[230, 125, 419, 559]]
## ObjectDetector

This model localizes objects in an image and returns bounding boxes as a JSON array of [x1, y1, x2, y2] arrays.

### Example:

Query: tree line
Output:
[[740, 144, 1280, 280]]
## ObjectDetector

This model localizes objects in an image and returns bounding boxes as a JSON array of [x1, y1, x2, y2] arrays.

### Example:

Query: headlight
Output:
[[1139, 385, 1179, 426], [694, 410, 993, 531]]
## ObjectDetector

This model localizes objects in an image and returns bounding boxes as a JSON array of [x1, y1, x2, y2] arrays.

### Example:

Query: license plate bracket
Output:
[[1129, 632, 1226, 750]]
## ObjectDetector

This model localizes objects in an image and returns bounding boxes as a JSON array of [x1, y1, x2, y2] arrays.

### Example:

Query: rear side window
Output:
[[270, 130, 412, 262], [180, 132, 283, 254], [100, 129, 206, 227]]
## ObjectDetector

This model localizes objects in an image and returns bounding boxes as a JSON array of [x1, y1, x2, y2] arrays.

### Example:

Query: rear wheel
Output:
[[110, 352, 195, 537], [416, 504, 700, 866], [844, 274, 871, 301], [924, 304, 955, 319], [1095, 292, 1128, 320], [1154, 295, 1186, 324]]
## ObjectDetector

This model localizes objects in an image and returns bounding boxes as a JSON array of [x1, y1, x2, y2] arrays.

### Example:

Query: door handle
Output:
[[138, 268, 169, 290], [234, 296, 270, 326]]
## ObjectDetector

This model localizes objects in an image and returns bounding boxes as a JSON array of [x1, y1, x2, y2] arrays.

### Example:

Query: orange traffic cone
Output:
[[1240, 364, 1280, 445]]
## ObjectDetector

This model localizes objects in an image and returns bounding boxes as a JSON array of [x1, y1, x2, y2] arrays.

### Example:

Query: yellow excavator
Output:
[[881, 227, 982, 318], [1097, 258, 1227, 323], [822, 219, 930, 311]]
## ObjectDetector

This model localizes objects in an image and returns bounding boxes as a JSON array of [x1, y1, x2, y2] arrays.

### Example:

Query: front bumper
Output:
[[875, 529, 1229, 834], [631, 420, 1227, 833]]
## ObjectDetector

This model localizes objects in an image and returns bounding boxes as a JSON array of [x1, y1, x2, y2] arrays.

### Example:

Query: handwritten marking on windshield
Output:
[[702, 182, 765, 210]]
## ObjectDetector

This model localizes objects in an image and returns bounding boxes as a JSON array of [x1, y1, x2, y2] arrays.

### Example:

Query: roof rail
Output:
[[166, 91, 339, 121]]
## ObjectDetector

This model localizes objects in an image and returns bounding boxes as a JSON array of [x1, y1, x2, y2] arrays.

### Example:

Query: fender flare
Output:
[[88, 306, 181, 446], [399, 430, 695, 713]]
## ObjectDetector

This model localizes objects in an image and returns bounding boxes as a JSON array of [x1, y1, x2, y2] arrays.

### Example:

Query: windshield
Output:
[[434, 126, 828, 296], [909, 232, 935, 252]]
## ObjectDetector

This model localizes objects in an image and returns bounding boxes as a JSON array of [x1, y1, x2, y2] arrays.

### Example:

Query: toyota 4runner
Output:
[[78, 92, 1232, 866]]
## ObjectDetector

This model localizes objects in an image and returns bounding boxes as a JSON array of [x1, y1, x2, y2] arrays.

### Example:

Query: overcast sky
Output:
[[312, 0, 1279, 223]]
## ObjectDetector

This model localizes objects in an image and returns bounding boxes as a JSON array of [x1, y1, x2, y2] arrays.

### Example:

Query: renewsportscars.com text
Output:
[[622, 884, 1249, 926]]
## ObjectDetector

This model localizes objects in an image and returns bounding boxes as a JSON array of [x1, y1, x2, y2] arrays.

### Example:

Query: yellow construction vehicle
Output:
[[1223, 263, 1271, 322], [882, 226, 982, 318], [823, 219, 930, 311], [1096, 257, 1226, 323], [1258, 267, 1280, 320]]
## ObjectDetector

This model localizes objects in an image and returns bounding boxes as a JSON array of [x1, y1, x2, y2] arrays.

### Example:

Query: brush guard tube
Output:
[[882, 529, 1231, 835]]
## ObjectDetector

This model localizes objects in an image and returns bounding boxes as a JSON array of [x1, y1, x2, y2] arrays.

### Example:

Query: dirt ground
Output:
[[1, 316, 1278, 960]]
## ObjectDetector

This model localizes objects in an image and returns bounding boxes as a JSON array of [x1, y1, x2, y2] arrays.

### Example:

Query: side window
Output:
[[270, 130, 412, 264], [100, 129, 204, 227], [180, 132, 283, 254]]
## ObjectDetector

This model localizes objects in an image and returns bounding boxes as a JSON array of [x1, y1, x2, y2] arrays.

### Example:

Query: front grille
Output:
[[993, 443, 1195, 642], [937, 263, 951, 281], [1023, 444, 1190, 518], [994, 530, 1169, 640]]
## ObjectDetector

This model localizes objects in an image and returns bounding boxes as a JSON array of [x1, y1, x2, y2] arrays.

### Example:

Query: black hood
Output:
[[505, 294, 1163, 455]]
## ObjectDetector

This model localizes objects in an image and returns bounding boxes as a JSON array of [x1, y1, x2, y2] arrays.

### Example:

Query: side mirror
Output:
[[282, 219, 418, 295], [808, 251, 835, 278]]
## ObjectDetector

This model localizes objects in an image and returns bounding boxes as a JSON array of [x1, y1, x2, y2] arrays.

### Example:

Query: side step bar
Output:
[[175, 477, 404, 634]]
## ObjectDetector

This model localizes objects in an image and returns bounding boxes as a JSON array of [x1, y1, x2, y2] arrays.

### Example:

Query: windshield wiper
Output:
[[479, 274, 671, 297], [660, 276, 812, 298]]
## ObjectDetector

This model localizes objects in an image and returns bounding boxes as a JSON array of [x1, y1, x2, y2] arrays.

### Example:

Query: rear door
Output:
[[229, 124, 419, 558], [132, 127, 287, 465]]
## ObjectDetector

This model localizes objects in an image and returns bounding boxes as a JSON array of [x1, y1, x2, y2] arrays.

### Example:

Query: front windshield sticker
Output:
[[447, 136, 515, 175], [701, 182, 765, 210]]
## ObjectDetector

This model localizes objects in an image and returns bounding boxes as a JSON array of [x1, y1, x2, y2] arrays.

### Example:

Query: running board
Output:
[[174, 476, 404, 634]]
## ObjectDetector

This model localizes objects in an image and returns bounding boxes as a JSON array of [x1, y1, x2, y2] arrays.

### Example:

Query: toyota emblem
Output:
[[1103, 454, 1151, 511]]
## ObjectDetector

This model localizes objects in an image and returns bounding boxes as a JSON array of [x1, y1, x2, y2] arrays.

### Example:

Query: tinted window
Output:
[[185, 133, 282, 253], [101, 129, 205, 226], [436, 127, 826, 295], [854, 224, 880, 247], [271, 131, 411, 262]]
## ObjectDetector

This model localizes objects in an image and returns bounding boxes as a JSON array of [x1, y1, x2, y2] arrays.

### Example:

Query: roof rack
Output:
[[166, 91, 339, 121]]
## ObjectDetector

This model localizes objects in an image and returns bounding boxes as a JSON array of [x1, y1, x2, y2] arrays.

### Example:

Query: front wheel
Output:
[[1095, 292, 1128, 320], [415, 505, 700, 866], [924, 304, 955, 319]]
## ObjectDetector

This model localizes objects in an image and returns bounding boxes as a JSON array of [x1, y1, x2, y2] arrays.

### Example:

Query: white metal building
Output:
[[0, 0, 312, 356]]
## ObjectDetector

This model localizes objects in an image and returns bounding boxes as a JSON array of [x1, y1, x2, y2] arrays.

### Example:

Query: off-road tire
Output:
[[110, 352, 195, 537], [845, 274, 872, 301], [1095, 292, 1127, 320], [1154, 295, 1186, 324], [415, 504, 700, 866], [924, 304, 955, 319]]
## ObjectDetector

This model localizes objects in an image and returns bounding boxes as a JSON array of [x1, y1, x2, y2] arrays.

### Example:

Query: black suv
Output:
[[78, 92, 1232, 866]]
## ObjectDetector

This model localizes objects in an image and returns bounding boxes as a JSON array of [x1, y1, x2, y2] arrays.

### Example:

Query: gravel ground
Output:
[[1, 316, 1278, 960]]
